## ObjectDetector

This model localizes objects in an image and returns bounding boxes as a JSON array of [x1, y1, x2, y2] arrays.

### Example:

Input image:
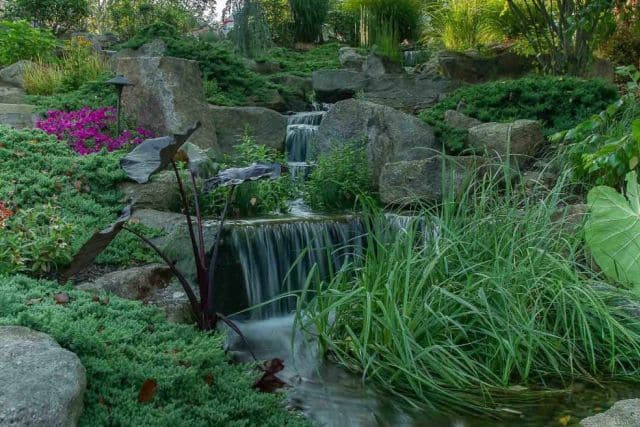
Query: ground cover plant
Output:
[[28, 76, 118, 113], [0, 125, 158, 274], [421, 76, 619, 153], [298, 168, 640, 415], [0, 275, 311, 426]]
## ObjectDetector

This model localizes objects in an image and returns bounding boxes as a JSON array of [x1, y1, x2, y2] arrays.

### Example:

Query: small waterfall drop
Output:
[[228, 217, 364, 319], [286, 124, 318, 162]]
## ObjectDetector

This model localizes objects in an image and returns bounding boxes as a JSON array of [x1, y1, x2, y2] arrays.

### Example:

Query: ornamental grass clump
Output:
[[298, 167, 640, 415], [36, 107, 153, 154]]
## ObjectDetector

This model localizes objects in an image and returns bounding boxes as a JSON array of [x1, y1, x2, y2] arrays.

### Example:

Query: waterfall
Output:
[[288, 111, 326, 126], [286, 124, 318, 163], [228, 218, 364, 319]]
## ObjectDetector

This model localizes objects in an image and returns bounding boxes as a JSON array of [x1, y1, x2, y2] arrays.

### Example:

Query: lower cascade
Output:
[[227, 217, 364, 319]]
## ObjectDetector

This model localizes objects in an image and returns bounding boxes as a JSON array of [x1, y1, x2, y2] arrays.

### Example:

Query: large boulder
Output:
[[311, 70, 367, 103], [0, 60, 35, 88], [362, 53, 405, 78], [444, 110, 482, 130], [438, 50, 534, 83], [317, 99, 440, 187], [117, 56, 219, 150], [0, 84, 27, 104], [0, 326, 86, 427], [581, 399, 640, 427], [77, 264, 192, 323], [119, 170, 182, 212], [339, 47, 365, 70], [208, 105, 287, 153], [467, 120, 545, 159], [379, 155, 483, 205], [0, 103, 37, 128], [361, 74, 452, 114]]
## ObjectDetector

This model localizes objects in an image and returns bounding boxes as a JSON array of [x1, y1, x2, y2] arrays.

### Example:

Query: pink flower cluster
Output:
[[36, 107, 154, 155]]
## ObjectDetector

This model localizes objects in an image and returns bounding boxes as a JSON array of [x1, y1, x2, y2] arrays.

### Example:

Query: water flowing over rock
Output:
[[467, 120, 545, 159], [379, 156, 483, 205], [317, 99, 439, 189], [208, 105, 288, 153], [286, 124, 318, 163], [0, 326, 86, 427], [117, 56, 219, 150], [581, 399, 640, 426]]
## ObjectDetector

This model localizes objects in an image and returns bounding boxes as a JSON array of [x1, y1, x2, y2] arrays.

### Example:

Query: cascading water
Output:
[[228, 217, 364, 319], [285, 112, 324, 182]]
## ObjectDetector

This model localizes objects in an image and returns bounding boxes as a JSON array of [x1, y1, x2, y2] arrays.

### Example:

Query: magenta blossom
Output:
[[36, 107, 154, 155]]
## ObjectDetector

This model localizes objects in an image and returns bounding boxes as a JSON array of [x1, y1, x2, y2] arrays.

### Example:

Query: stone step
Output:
[[0, 84, 27, 104], [0, 103, 37, 128]]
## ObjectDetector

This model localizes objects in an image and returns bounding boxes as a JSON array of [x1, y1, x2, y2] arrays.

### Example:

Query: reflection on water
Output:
[[226, 315, 640, 427]]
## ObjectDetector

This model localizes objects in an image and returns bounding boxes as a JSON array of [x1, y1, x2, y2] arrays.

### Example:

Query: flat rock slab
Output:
[[0, 104, 37, 128], [581, 399, 640, 426], [0, 326, 86, 427], [0, 85, 27, 104]]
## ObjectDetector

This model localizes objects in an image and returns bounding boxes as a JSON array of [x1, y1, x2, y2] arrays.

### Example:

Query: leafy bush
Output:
[[59, 36, 108, 91], [421, 76, 619, 153], [0, 204, 74, 275], [2, 0, 88, 34], [299, 170, 640, 414], [585, 171, 640, 290], [303, 141, 374, 211], [36, 107, 153, 154], [0, 20, 57, 66], [556, 66, 640, 188], [28, 76, 118, 113], [0, 126, 156, 270], [603, 23, 640, 67], [0, 275, 311, 426], [203, 132, 295, 217], [23, 61, 64, 96]]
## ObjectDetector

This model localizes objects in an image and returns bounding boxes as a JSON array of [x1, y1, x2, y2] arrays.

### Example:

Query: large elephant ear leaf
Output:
[[585, 171, 640, 289], [59, 204, 133, 283], [202, 163, 282, 193], [120, 122, 201, 184]]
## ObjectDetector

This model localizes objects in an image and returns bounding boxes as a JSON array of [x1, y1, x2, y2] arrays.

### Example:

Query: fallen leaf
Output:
[[138, 379, 157, 403], [26, 298, 43, 305], [204, 372, 213, 385], [253, 359, 287, 393], [54, 293, 70, 305], [559, 415, 571, 426], [92, 295, 100, 302]]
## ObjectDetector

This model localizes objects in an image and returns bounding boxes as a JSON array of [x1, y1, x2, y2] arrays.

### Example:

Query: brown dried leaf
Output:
[[204, 372, 213, 386], [54, 293, 70, 305], [253, 359, 287, 393], [138, 379, 157, 403]]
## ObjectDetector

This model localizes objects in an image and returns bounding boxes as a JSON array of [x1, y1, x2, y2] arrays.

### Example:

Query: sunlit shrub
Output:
[[60, 36, 107, 91], [0, 20, 57, 66], [23, 61, 64, 95]]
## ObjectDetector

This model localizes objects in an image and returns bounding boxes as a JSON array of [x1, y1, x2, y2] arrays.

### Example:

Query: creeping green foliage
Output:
[[0, 20, 57, 66], [0, 275, 311, 426], [556, 66, 640, 188], [421, 76, 619, 153], [303, 141, 374, 212], [258, 42, 345, 77], [0, 126, 157, 271], [28, 76, 117, 113], [585, 171, 640, 290]]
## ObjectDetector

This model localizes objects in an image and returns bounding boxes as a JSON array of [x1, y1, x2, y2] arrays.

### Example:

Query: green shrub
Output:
[[203, 132, 295, 217], [555, 67, 640, 188], [59, 36, 108, 92], [0, 20, 57, 66], [0, 275, 311, 426], [28, 76, 117, 112], [258, 42, 344, 77], [421, 76, 619, 153], [303, 141, 374, 211], [299, 169, 640, 414], [604, 23, 640, 67], [0, 126, 156, 271], [3, 0, 88, 34]]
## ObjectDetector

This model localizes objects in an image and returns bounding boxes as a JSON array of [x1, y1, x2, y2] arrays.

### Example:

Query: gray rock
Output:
[[77, 265, 193, 323], [339, 47, 365, 70], [0, 326, 86, 427], [379, 156, 483, 205], [119, 170, 182, 212], [317, 99, 440, 188], [438, 50, 534, 83], [248, 59, 282, 75], [0, 84, 27, 104], [362, 53, 404, 78], [361, 74, 452, 114], [131, 209, 185, 234], [312, 70, 368, 103], [581, 399, 640, 427], [444, 110, 482, 130], [0, 103, 37, 128], [117, 56, 219, 151], [0, 60, 35, 88], [208, 105, 287, 153], [467, 120, 545, 159], [268, 74, 312, 111]]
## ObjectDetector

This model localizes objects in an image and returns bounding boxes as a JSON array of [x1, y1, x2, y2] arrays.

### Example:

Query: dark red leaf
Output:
[[253, 359, 287, 393], [138, 379, 157, 403]]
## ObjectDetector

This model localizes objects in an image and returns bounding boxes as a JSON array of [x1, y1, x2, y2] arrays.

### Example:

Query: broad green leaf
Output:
[[585, 171, 640, 289]]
